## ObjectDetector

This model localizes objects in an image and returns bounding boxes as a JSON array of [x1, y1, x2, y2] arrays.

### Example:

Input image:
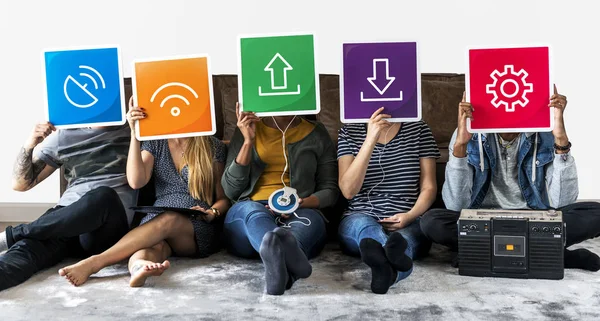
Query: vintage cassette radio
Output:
[[458, 209, 565, 280]]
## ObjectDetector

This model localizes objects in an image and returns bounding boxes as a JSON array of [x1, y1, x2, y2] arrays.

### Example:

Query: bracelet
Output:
[[554, 141, 571, 151], [210, 207, 221, 217]]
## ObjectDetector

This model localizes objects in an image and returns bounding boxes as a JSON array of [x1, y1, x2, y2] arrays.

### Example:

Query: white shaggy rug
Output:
[[1, 241, 600, 321]]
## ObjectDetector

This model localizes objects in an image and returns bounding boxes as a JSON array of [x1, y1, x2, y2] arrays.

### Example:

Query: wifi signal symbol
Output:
[[150, 82, 199, 117]]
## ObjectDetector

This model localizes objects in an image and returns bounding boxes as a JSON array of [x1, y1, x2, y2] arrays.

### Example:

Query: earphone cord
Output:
[[275, 212, 311, 227], [367, 125, 393, 221], [271, 116, 311, 228], [272, 116, 297, 188]]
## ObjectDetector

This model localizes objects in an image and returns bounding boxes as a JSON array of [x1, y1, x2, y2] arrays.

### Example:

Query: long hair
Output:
[[184, 136, 214, 204]]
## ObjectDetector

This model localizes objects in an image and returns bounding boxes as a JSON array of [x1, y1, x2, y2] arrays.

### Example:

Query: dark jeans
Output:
[[0, 186, 129, 291], [420, 202, 600, 252], [223, 200, 327, 259]]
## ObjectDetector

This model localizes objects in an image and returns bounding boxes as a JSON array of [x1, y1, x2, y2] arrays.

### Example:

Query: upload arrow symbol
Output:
[[265, 53, 292, 90], [258, 53, 301, 96]]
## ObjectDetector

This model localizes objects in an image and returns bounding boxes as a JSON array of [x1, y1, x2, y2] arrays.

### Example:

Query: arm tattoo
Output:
[[13, 147, 46, 187]]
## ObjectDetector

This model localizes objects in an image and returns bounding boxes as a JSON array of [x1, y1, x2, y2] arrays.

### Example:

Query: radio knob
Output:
[[532, 227, 540, 232], [553, 227, 561, 233], [469, 224, 477, 230], [542, 227, 550, 232]]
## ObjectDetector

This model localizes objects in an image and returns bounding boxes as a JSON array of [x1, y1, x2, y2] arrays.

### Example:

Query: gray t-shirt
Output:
[[480, 134, 528, 209], [33, 125, 137, 225]]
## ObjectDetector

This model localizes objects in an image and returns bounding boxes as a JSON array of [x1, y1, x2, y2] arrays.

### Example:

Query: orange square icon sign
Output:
[[132, 55, 216, 140]]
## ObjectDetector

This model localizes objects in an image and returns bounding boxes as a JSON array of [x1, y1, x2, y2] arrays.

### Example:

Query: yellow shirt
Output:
[[250, 119, 315, 201]]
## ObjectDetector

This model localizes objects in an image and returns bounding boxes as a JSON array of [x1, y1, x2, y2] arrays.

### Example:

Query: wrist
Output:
[[243, 139, 254, 146], [554, 136, 569, 147], [23, 143, 36, 150], [405, 211, 420, 220], [452, 142, 468, 158], [210, 207, 221, 217]]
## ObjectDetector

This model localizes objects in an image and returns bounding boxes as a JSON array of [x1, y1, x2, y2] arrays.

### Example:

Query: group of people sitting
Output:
[[1, 87, 599, 296]]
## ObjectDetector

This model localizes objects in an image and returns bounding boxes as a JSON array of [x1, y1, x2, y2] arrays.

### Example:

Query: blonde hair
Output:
[[184, 136, 215, 204]]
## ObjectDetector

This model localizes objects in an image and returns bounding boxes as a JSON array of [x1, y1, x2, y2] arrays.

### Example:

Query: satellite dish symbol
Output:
[[150, 82, 199, 117], [63, 65, 106, 108]]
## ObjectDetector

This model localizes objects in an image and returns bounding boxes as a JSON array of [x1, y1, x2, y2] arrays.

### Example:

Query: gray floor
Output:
[[1, 238, 599, 321]]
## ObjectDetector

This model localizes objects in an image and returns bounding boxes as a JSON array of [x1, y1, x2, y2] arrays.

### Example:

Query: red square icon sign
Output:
[[467, 46, 553, 133]]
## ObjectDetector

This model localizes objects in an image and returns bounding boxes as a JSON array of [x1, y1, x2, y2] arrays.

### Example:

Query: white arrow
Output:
[[264, 53, 293, 90], [367, 58, 395, 95]]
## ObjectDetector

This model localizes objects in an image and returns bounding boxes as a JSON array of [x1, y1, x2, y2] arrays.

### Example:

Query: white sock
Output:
[[0, 231, 8, 252]]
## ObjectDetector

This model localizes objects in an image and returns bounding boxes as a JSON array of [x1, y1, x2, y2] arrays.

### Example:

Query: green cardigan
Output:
[[221, 121, 339, 209]]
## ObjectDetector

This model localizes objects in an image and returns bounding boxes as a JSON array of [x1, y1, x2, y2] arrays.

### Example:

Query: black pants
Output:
[[0, 186, 129, 291], [420, 202, 600, 252]]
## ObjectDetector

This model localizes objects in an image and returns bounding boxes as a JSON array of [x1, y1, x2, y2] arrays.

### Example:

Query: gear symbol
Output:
[[485, 65, 533, 112]]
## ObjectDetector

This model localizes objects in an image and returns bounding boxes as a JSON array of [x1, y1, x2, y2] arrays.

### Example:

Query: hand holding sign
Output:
[[365, 107, 392, 144], [235, 102, 260, 143], [25, 122, 56, 149], [453, 92, 474, 158], [126, 97, 146, 133], [549, 85, 569, 146], [457, 92, 474, 144]]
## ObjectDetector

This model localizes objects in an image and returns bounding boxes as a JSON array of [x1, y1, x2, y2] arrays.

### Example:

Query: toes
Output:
[[58, 268, 66, 276]]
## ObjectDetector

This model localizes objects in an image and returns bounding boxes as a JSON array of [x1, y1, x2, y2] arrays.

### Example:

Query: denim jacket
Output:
[[442, 129, 578, 211]]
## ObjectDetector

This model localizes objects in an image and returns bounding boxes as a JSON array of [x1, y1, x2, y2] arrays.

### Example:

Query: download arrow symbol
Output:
[[367, 58, 395, 95], [264, 53, 293, 90]]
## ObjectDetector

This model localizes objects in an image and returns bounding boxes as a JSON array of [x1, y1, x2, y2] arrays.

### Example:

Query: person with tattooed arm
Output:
[[0, 121, 135, 291]]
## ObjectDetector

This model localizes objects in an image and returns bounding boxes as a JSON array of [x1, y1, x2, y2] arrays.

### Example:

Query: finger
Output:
[[244, 115, 260, 122], [370, 107, 385, 119], [554, 84, 558, 95], [240, 115, 248, 124], [130, 116, 146, 121], [35, 130, 50, 137], [236, 102, 241, 119], [462, 91, 466, 102], [129, 96, 134, 108], [373, 114, 390, 122], [281, 214, 291, 220]]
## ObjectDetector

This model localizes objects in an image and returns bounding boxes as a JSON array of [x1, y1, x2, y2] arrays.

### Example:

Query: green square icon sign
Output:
[[238, 33, 320, 116]]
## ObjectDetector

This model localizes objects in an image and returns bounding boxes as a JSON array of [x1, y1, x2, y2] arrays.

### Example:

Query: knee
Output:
[[419, 209, 445, 234], [339, 214, 377, 234], [88, 187, 122, 209], [91, 186, 119, 201], [230, 201, 270, 222], [155, 212, 185, 234]]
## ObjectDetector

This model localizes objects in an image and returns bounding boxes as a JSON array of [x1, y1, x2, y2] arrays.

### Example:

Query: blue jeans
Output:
[[223, 200, 327, 259], [338, 213, 430, 283]]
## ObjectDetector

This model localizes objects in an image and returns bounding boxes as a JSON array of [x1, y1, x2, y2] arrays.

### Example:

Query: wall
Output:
[[0, 0, 598, 206]]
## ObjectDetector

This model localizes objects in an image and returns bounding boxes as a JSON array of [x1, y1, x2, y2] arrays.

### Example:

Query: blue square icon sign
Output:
[[43, 46, 126, 128]]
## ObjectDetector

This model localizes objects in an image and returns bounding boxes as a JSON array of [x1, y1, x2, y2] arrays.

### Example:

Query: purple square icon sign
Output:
[[340, 42, 421, 123]]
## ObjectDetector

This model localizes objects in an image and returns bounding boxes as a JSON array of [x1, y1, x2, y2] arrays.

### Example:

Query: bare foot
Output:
[[58, 257, 100, 287], [129, 260, 171, 287]]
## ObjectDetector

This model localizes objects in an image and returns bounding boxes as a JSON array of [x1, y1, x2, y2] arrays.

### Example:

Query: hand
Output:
[[366, 107, 392, 144], [236, 102, 260, 144], [127, 97, 146, 131], [378, 213, 415, 232], [265, 204, 290, 220], [25, 122, 56, 149], [548, 84, 569, 145], [455, 92, 474, 146], [190, 206, 216, 223]]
